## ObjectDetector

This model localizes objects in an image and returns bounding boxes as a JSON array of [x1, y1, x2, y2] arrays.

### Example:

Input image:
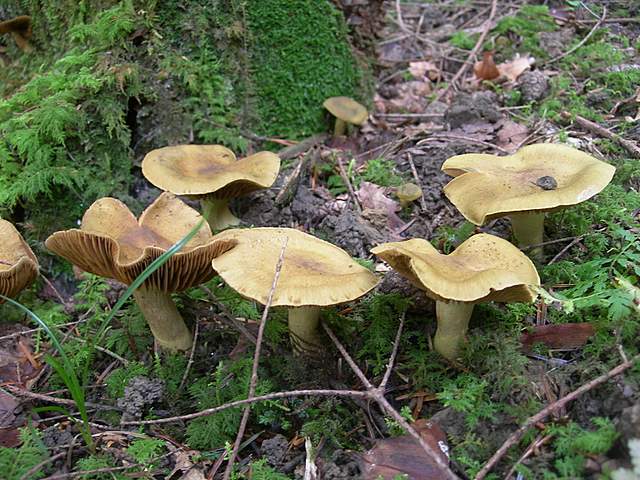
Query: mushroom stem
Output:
[[288, 306, 323, 356], [509, 212, 545, 259], [433, 301, 475, 360], [200, 197, 240, 232], [133, 288, 192, 351], [334, 118, 347, 137]]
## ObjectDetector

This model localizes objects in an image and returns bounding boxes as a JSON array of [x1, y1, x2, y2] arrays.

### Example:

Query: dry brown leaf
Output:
[[356, 182, 405, 231], [521, 323, 595, 352], [474, 52, 500, 81], [495, 119, 529, 153], [358, 419, 450, 480], [497, 55, 535, 82]]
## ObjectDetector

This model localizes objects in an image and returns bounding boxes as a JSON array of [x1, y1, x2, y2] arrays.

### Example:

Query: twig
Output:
[[222, 240, 288, 479], [568, 112, 640, 158], [418, 134, 510, 154], [432, 0, 498, 102], [475, 354, 639, 479], [336, 156, 362, 214], [503, 434, 554, 480], [5, 385, 122, 411], [406, 154, 428, 212], [520, 234, 586, 252], [200, 285, 257, 345], [19, 451, 67, 480], [376, 113, 444, 119], [379, 312, 405, 391], [545, 7, 607, 64], [322, 323, 458, 479], [178, 321, 199, 391], [121, 389, 370, 426], [547, 236, 584, 265]]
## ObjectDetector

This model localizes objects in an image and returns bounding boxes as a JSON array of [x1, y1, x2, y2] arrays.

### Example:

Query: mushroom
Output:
[[45, 193, 236, 351], [0, 220, 38, 300], [396, 183, 423, 208], [0, 16, 32, 52], [210, 227, 379, 355], [371, 233, 539, 360], [441, 144, 616, 258], [323, 96, 368, 136], [142, 145, 280, 231]]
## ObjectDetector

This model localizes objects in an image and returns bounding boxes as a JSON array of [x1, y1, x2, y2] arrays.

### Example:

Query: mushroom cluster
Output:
[[46, 193, 236, 351], [142, 145, 281, 231]]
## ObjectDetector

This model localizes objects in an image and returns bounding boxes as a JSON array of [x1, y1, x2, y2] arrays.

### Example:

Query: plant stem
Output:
[[334, 118, 347, 136], [133, 288, 192, 351], [288, 306, 322, 355], [510, 212, 545, 259], [200, 197, 240, 231], [433, 301, 475, 360]]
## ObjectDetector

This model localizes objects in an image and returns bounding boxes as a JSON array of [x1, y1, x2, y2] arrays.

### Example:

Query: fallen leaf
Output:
[[474, 52, 500, 81], [497, 55, 535, 82], [521, 323, 595, 352], [356, 182, 405, 231], [358, 419, 450, 480], [495, 119, 529, 153]]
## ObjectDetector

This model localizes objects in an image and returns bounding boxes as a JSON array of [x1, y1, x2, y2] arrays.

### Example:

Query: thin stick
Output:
[[503, 434, 553, 480], [322, 323, 458, 479], [19, 452, 67, 480], [475, 354, 639, 479], [379, 312, 405, 391], [547, 236, 584, 265], [569, 112, 640, 158], [121, 389, 370, 426], [223, 240, 288, 480], [520, 234, 586, 251], [5, 385, 121, 411], [418, 134, 510, 154], [337, 156, 362, 214], [407, 154, 428, 212], [432, 0, 498, 101], [545, 7, 607, 64], [178, 321, 199, 391]]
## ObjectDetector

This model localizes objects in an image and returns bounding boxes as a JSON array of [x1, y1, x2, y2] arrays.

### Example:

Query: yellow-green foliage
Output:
[[0, 1, 141, 231]]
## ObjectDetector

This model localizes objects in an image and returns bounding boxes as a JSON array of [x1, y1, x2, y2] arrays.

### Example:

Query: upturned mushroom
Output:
[[46, 193, 236, 351], [372, 234, 539, 360], [441, 144, 615, 257], [210, 227, 379, 355], [0, 220, 38, 300], [142, 145, 281, 231], [0, 16, 32, 52], [396, 182, 423, 208], [323, 96, 368, 136]]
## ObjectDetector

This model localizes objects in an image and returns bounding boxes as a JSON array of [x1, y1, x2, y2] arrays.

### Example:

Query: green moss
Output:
[[244, 0, 362, 138], [494, 5, 556, 58]]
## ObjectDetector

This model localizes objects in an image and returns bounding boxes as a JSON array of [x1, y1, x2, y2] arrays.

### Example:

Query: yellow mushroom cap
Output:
[[440, 143, 616, 225], [211, 227, 379, 307], [45, 193, 236, 292], [323, 97, 368, 125], [0, 220, 38, 301], [142, 145, 281, 198], [371, 233, 539, 303], [396, 183, 423, 204]]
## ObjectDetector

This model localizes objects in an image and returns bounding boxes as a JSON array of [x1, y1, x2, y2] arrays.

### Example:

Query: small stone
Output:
[[445, 91, 501, 129], [536, 176, 557, 190], [117, 375, 165, 421]]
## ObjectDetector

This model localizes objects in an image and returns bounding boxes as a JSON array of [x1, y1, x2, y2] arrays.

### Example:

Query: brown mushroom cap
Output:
[[441, 144, 616, 225], [142, 145, 281, 198], [0, 16, 32, 51], [323, 97, 368, 125], [211, 227, 379, 307], [371, 234, 539, 303], [45, 193, 236, 291], [0, 220, 38, 300]]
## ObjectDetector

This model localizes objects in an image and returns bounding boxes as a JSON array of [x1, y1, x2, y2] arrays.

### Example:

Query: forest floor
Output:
[[1, 1, 640, 479]]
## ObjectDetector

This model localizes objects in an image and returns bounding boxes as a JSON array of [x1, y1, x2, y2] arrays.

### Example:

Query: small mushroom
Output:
[[0, 16, 32, 52], [323, 96, 368, 136], [45, 193, 236, 351], [211, 227, 379, 355], [142, 145, 280, 231], [372, 234, 539, 360], [0, 220, 38, 301], [396, 183, 423, 208], [441, 144, 615, 258]]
